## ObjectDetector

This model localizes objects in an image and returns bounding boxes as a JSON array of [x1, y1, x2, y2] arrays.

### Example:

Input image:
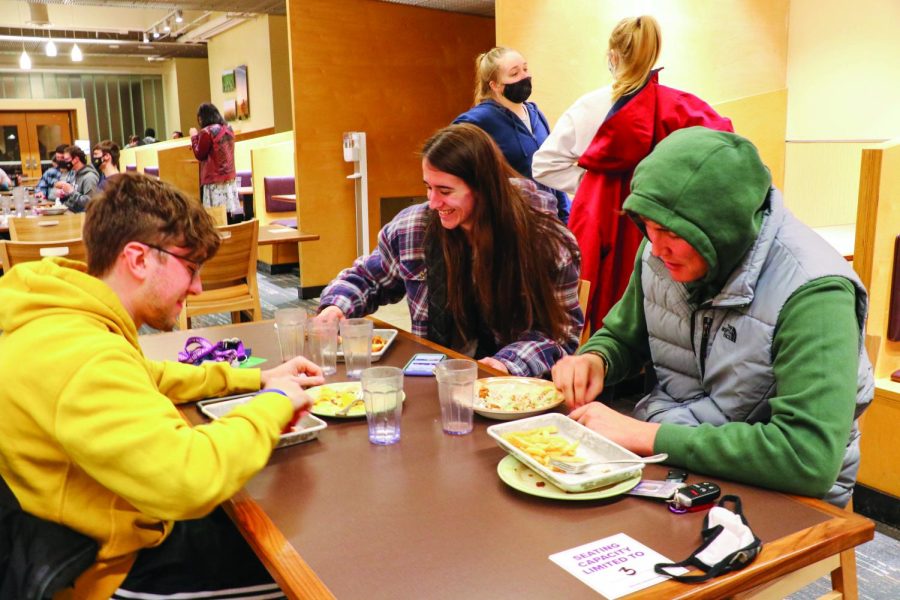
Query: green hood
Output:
[[623, 127, 772, 290]]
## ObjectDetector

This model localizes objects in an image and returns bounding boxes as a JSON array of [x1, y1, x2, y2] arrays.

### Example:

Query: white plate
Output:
[[39, 206, 68, 215], [487, 413, 644, 492], [198, 394, 327, 449], [336, 328, 397, 362], [474, 377, 564, 420], [306, 381, 406, 418], [497, 455, 641, 501]]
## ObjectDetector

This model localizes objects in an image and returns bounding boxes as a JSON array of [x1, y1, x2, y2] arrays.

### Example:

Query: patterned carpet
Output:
[[151, 267, 900, 598]]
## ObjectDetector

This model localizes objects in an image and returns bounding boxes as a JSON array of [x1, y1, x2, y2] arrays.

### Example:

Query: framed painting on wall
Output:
[[222, 70, 236, 93], [235, 65, 250, 120], [223, 99, 237, 122]]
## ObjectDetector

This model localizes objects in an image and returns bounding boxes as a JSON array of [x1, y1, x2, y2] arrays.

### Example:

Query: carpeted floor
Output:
[[164, 267, 900, 598]]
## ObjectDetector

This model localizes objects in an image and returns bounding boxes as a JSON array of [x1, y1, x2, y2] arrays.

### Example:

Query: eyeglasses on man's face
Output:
[[142, 243, 203, 281]]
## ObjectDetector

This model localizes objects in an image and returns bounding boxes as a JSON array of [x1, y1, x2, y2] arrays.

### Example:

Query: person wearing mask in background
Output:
[[317, 124, 583, 377], [0, 173, 322, 598], [56, 145, 100, 213], [142, 127, 158, 145], [34, 144, 68, 200], [171, 130, 184, 139], [92, 140, 121, 191], [190, 103, 241, 223], [533, 15, 732, 333], [551, 128, 873, 507], [453, 47, 571, 224]]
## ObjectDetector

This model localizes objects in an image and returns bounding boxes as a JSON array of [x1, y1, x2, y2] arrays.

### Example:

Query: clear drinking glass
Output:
[[340, 318, 374, 379], [361, 366, 404, 445], [434, 359, 478, 435], [308, 320, 338, 376], [274, 308, 307, 362]]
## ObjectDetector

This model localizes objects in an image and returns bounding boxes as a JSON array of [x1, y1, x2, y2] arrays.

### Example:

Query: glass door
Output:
[[0, 111, 74, 185]]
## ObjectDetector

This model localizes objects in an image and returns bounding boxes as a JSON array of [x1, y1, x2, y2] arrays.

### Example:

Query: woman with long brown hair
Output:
[[317, 123, 583, 377]]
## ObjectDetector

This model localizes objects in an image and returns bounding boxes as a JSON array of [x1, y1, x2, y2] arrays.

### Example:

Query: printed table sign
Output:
[[549, 533, 687, 598]]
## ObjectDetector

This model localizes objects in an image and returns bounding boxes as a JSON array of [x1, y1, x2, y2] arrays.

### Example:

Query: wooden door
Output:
[[0, 111, 74, 184]]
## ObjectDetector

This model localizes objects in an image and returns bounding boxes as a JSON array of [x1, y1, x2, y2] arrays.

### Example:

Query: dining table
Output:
[[139, 320, 874, 600], [257, 222, 319, 246]]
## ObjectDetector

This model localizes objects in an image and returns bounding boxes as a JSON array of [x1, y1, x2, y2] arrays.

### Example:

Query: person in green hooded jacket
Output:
[[551, 127, 873, 507]]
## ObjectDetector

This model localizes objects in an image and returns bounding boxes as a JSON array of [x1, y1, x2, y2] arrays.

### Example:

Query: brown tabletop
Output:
[[258, 223, 319, 246], [238, 186, 253, 195], [271, 193, 296, 202], [139, 321, 873, 600]]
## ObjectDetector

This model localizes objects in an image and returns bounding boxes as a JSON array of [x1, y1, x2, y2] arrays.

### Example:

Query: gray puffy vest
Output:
[[634, 190, 873, 506]]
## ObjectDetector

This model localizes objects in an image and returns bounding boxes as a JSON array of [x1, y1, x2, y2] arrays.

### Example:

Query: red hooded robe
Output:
[[570, 72, 733, 331]]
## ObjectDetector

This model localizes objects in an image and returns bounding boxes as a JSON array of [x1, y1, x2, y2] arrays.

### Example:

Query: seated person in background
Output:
[[317, 123, 583, 377], [552, 127, 873, 507], [35, 144, 68, 199], [142, 127, 158, 145], [0, 166, 12, 190], [92, 139, 121, 191], [55, 145, 99, 212], [171, 130, 184, 139], [0, 173, 322, 598], [125, 134, 142, 148]]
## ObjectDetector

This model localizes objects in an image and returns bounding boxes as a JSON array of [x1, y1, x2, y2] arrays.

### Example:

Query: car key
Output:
[[666, 469, 688, 483], [670, 482, 721, 509]]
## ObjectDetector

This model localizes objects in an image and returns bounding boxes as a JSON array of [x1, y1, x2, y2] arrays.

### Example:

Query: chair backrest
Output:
[[143, 166, 159, 178], [204, 205, 228, 227], [201, 219, 259, 290], [576, 279, 592, 345], [263, 176, 296, 213], [8, 214, 85, 242], [0, 238, 87, 272], [235, 170, 253, 188]]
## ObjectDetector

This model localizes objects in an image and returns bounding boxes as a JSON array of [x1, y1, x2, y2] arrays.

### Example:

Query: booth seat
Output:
[[143, 166, 159, 177], [263, 176, 296, 213], [125, 165, 137, 172]]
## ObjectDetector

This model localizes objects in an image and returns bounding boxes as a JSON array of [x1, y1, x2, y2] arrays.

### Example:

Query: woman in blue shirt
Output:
[[453, 47, 570, 223]]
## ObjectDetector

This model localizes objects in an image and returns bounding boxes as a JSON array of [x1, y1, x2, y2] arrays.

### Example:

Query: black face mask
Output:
[[92, 157, 103, 169], [501, 77, 532, 103], [59, 160, 73, 171]]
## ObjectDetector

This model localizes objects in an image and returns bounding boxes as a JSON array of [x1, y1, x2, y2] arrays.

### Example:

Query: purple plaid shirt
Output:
[[320, 180, 583, 377]]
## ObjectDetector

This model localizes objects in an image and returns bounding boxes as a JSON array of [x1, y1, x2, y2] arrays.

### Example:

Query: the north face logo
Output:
[[722, 325, 737, 342]]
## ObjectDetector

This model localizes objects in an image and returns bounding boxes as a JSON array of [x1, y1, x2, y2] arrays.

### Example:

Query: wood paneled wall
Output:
[[286, 0, 494, 288]]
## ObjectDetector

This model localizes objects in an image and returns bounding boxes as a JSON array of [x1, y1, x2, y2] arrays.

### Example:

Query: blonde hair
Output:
[[608, 15, 662, 101], [473, 47, 512, 105]]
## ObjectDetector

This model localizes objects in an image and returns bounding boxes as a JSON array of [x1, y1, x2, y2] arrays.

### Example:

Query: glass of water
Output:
[[361, 366, 404, 445]]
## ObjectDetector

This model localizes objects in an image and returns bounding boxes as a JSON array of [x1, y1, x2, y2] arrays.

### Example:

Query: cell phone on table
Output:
[[403, 353, 446, 376]]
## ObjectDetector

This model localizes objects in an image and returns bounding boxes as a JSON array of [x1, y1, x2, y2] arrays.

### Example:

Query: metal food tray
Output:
[[198, 394, 327, 449], [487, 413, 643, 492], [336, 328, 398, 362]]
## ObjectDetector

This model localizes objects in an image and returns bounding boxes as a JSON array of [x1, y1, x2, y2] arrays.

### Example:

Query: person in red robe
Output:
[[534, 16, 733, 332]]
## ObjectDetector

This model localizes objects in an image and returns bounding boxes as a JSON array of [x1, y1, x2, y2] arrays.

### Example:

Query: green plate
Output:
[[497, 455, 641, 501], [307, 381, 405, 419]]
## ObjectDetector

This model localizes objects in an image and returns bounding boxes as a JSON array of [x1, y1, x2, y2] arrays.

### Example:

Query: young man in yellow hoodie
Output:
[[0, 174, 323, 599]]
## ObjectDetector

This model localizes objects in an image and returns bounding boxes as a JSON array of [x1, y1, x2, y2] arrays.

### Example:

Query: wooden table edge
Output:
[[623, 497, 874, 599]]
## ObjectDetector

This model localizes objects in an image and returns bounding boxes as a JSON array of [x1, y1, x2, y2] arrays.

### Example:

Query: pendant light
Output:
[[71, 42, 83, 62], [20, 49, 32, 70], [45, 38, 58, 57]]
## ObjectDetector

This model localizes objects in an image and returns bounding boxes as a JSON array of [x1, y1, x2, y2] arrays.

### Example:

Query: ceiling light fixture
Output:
[[142, 31, 150, 43], [152, 27, 160, 39], [71, 42, 83, 62], [175, 9, 183, 23], [20, 49, 32, 70], [45, 38, 57, 57]]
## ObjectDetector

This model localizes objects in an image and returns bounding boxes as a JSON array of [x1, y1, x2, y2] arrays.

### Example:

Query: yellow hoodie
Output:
[[0, 258, 293, 599]]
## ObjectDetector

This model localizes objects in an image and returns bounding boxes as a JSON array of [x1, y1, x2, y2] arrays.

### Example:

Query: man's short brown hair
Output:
[[64, 145, 86, 165], [92, 140, 120, 169], [84, 173, 221, 277]]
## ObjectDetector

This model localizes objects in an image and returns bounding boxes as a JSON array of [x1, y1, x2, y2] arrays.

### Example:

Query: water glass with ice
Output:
[[361, 366, 403, 445], [340, 318, 373, 379], [434, 359, 478, 435], [274, 308, 307, 362]]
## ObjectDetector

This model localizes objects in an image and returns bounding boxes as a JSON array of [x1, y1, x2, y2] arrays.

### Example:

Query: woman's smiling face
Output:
[[423, 158, 476, 232]]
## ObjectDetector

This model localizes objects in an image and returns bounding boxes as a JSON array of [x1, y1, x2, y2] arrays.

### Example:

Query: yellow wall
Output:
[[268, 16, 293, 133], [497, 0, 788, 126], [170, 58, 212, 136], [288, 0, 494, 288], [207, 15, 289, 135], [786, 0, 900, 140]]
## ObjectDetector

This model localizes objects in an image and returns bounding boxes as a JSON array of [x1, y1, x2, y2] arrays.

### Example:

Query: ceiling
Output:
[[0, 0, 494, 65]]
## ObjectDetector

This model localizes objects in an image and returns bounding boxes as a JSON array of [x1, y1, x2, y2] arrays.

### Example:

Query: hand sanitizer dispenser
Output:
[[343, 132, 369, 255]]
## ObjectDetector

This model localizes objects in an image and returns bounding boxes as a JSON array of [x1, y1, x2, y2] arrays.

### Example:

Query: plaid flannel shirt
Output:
[[320, 180, 583, 377]]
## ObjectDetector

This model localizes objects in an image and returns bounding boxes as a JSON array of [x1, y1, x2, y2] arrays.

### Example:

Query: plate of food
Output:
[[38, 205, 68, 216], [336, 329, 397, 362], [197, 394, 327, 449], [306, 381, 405, 418], [474, 377, 564, 420], [487, 413, 645, 492], [497, 455, 640, 500]]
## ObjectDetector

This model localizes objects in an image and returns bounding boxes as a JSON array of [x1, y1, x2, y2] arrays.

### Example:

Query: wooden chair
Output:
[[576, 279, 592, 345], [204, 204, 228, 227], [0, 238, 87, 272], [178, 219, 261, 329], [8, 213, 85, 242]]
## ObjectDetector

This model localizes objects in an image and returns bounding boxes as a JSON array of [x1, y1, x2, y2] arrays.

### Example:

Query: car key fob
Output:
[[666, 469, 688, 483], [671, 482, 721, 509]]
